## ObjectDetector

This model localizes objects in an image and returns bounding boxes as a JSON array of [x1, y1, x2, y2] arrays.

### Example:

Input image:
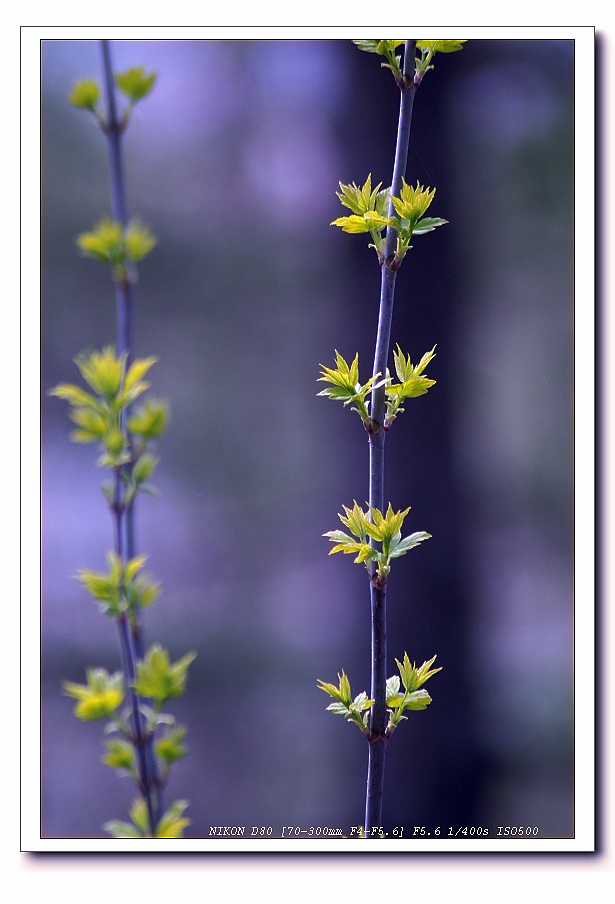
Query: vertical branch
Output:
[[101, 39, 133, 362], [117, 610, 158, 832], [369, 41, 417, 432], [100, 40, 138, 574], [365, 40, 417, 836], [112, 473, 160, 833], [101, 40, 128, 225], [100, 39, 160, 832]]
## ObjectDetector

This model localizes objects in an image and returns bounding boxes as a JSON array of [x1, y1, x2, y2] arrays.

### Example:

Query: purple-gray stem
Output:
[[364, 40, 417, 836], [101, 39, 160, 833]]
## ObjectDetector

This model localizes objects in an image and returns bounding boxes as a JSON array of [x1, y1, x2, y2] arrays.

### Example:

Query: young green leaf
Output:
[[324, 502, 430, 579], [104, 818, 143, 838], [127, 399, 168, 440], [115, 66, 157, 103], [317, 670, 352, 706], [77, 219, 125, 267], [77, 553, 126, 618], [123, 220, 157, 263], [66, 405, 109, 444], [416, 40, 467, 54], [103, 738, 137, 774], [75, 346, 125, 401], [414, 40, 467, 83], [68, 79, 101, 112], [332, 176, 392, 258], [133, 644, 197, 705], [396, 652, 442, 693], [353, 40, 406, 81], [77, 218, 156, 281], [412, 216, 449, 235], [317, 671, 374, 733], [391, 180, 436, 229], [388, 531, 433, 559], [63, 668, 124, 721], [385, 345, 437, 424], [318, 352, 382, 424], [77, 552, 160, 618], [155, 800, 191, 838], [155, 726, 188, 766]]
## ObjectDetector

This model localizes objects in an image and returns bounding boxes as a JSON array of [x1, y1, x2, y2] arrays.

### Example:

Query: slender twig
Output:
[[101, 40, 133, 360], [365, 40, 417, 836], [112, 476, 160, 832], [100, 39, 137, 563], [100, 39, 161, 832]]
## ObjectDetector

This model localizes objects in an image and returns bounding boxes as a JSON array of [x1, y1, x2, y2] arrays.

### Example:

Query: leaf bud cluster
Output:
[[353, 39, 466, 86], [331, 175, 447, 267], [69, 65, 157, 128], [323, 501, 431, 582], [317, 652, 441, 738], [76, 218, 157, 284], [318, 345, 436, 431]]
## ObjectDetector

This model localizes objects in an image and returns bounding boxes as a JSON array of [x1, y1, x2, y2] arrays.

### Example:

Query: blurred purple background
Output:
[[41, 38, 574, 839]]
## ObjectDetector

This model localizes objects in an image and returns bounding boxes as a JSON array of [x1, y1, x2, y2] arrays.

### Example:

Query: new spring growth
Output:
[[69, 65, 157, 129], [62, 643, 196, 835], [317, 350, 387, 427], [323, 501, 431, 584], [77, 217, 157, 285], [60, 47, 195, 839], [50, 346, 167, 484], [63, 668, 125, 721], [318, 345, 436, 431], [317, 652, 441, 739], [353, 39, 467, 87], [104, 798, 191, 839], [77, 552, 161, 621], [331, 175, 447, 267]]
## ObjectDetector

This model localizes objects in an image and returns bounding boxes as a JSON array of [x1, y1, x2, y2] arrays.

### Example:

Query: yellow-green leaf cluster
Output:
[[396, 652, 442, 693], [415, 40, 467, 83], [332, 176, 447, 266], [155, 726, 188, 768], [104, 797, 190, 838], [391, 181, 435, 227], [318, 653, 441, 737], [127, 399, 168, 441], [416, 40, 467, 55], [386, 653, 442, 732], [384, 344, 437, 425], [323, 501, 431, 580], [331, 175, 392, 261], [134, 644, 197, 706], [77, 218, 156, 282], [69, 65, 156, 131], [353, 40, 406, 81], [154, 800, 191, 838], [68, 78, 101, 112], [388, 180, 448, 265], [317, 350, 384, 424], [63, 668, 124, 721], [115, 66, 157, 103], [353, 40, 466, 85], [77, 551, 161, 619], [317, 670, 374, 733], [50, 347, 165, 475], [103, 738, 137, 774]]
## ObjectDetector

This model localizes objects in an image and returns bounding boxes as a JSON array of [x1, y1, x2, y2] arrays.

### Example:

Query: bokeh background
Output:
[[41, 38, 574, 840]]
